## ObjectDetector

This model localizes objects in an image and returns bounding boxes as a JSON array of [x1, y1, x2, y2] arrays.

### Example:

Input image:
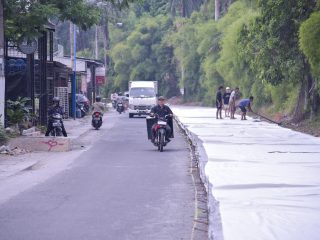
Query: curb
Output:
[[174, 115, 224, 240], [174, 116, 209, 239]]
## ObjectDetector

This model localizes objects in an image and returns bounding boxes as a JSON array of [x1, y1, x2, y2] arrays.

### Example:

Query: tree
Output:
[[169, 0, 204, 17], [240, 0, 317, 120], [215, 0, 220, 20], [299, 10, 320, 115], [4, 0, 139, 42], [300, 11, 320, 76], [167, 15, 204, 101], [216, 1, 263, 103], [111, 15, 180, 97], [105, 0, 320, 122]]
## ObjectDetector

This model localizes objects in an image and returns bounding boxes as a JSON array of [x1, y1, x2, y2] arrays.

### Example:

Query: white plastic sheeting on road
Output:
[[173, 106, 320, 240]]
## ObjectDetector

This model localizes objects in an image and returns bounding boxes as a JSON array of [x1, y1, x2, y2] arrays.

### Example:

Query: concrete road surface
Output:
[[0, 111, 195, 240]]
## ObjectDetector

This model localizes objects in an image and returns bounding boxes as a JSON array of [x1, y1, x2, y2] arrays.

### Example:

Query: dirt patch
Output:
[[282, 117, 320, 137], [255, 108, 320, 137]]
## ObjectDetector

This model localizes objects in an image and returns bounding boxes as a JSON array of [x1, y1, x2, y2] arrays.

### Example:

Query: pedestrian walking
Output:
[[229, 87, 239, 119], [223, 87, 231, 117], [237, 96, 254, 120], [216, 86, 224, 119]]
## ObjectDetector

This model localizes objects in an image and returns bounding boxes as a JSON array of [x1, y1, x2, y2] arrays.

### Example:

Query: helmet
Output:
[[96, 96, 101, 102], [53, 97, 60, 103], [158, 96, 166, 101]]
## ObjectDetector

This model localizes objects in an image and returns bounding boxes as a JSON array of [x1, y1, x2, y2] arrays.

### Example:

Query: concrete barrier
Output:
[[9, 137, 71, 152]]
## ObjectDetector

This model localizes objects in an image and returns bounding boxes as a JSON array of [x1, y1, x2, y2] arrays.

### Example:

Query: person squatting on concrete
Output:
[[238, 96, 254, 120]]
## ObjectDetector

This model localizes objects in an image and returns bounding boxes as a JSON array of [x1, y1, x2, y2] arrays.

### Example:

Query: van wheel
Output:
[[129, 113, 134, 118]]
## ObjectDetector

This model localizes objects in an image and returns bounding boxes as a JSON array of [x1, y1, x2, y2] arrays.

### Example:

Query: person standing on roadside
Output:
[[238, 96, 254, 120], [223, 87, 231, 117], [216, 86, 224, 119], [229, 87, 239, 119]]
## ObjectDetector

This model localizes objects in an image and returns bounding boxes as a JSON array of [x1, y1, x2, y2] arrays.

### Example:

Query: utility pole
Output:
[[95, 25, 98, 59], [70, 22, 73, 59], [0, 0, 5, 125], [69, 22, 77, 119], [71, 23, 77, 119], [103, 21, 110, 76]]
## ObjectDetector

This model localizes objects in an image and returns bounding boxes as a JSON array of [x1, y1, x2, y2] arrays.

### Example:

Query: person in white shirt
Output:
[[229, 87, 239, 119]]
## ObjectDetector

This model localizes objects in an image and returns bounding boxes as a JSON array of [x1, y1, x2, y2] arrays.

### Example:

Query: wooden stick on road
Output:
[[252, 112, 282, 125]]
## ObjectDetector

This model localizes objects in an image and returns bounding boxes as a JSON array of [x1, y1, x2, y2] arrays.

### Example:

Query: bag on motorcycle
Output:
[[167, 117, 174, 138], [146, 117, 156, 140], [146, 117, 174, 139]]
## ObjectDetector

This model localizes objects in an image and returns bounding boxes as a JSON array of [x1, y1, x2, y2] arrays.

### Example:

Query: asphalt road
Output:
[[0, 111, 195, 240]]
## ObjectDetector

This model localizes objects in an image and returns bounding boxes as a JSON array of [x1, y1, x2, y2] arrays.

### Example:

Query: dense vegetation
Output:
[[4, 0, 138, 40], [56, 0, 320, 122]]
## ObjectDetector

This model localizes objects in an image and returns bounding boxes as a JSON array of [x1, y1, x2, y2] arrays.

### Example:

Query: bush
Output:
[[6, 97, 31, 127], [0, 124, 8, 145]]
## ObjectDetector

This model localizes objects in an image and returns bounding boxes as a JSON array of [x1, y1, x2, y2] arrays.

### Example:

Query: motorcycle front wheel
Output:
[[157, 132, 160, 151], [56, 128, 62, 136], [51, 130, 56, 137], [51, 129, 62, 137], [94, 123, 100, 130], [158, 129, 165, 152]]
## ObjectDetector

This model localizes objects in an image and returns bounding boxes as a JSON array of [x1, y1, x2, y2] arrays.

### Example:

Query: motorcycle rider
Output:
[[92, 96, 105, 127], [117, 92, 128, 111], [111, 92, 118, 109], [92, 96, 105, 114], [150, 96, 173, 143], [45, 97, 67, 137]]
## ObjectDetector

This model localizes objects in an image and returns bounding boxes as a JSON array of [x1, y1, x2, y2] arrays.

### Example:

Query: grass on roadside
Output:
[[0, 125, 9, 145]]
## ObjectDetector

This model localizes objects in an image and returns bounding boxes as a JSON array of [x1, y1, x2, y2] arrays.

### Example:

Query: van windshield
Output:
[[130, 87, 155, 98]]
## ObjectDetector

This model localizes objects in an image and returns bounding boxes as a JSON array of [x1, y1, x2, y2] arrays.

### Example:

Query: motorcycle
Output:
[[50, 113, 63, 137], [112, 100, 117, 109], [77, 102, 86, 118], [151, 114, 172, 152], [92, 112, 103, 130], [117, 102, 124, 114]]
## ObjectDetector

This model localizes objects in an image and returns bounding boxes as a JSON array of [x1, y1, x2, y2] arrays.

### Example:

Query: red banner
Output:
[[96, 76, 105, 85]]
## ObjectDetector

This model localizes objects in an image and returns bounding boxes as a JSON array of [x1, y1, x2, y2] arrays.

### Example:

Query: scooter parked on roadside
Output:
[[112, 100, 117, 109], [92, 112, 103, 130], [77, 102, 86, 118]]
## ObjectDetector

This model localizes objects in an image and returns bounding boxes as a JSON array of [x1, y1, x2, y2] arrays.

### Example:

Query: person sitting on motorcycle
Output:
[[92, 96, 105, 115], [116, 99, 125, 113], [45, 97, 67, 137], [150, 96, 173, 143]]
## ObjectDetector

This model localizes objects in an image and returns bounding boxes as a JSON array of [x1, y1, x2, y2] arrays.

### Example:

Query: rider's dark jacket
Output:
[[45, 105, 67, 137], [48, 105, 64, 116], [150, 105, 173, 118]]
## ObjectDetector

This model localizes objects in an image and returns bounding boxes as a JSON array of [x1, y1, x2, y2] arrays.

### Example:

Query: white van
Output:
[[128, 81, 158, 118]]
